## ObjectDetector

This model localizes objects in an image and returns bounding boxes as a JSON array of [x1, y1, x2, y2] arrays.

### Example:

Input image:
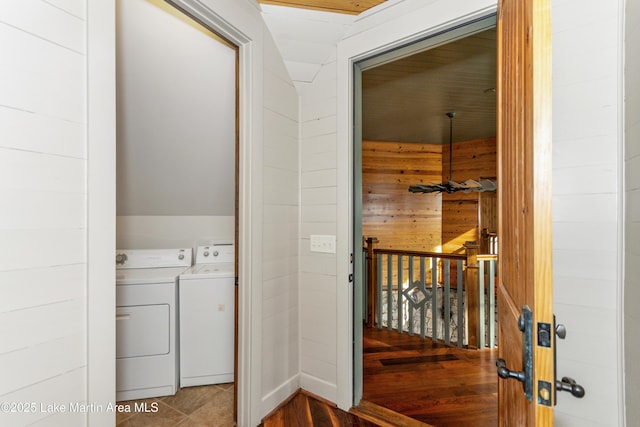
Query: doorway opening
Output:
[[353, 15, 499, 426], [114, 0, 240, 424]]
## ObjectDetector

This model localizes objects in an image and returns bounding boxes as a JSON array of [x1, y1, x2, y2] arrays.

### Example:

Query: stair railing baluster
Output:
[[457, 259, 464, 348], [376, 253, 383, 329], [408, 256, 414, 336], [397, 255, 403, 334], [479, 259, 486, 348], [420, 257, 426, 339], [431, 257, 438, 341], [387, 254, 393, 330], [444, 258, 451, 345]]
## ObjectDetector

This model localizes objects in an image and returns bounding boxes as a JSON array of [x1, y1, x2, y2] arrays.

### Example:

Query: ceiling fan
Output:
[[408, 112, 496, 194]]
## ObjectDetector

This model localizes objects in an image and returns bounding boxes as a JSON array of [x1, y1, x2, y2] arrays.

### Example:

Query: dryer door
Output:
[[116, 304, 170, 358]]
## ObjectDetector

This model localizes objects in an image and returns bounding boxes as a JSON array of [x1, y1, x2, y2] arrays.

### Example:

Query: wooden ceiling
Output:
[[258, 0, 387, 15], [362, 27, 497, 145]]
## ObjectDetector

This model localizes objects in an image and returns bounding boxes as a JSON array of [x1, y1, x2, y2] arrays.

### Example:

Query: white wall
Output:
[[625, 0, 640, 422], [260, 26, 301, 414], [551, 1, 624, 425], [1, 0, 301, 425], [116, 215, 234, 249], [116, 0, 236, 218], [261, 5, 347, 402], [116, 0, 236, 251], [299, 56, 340, 400], [0, 1, 89, 425]]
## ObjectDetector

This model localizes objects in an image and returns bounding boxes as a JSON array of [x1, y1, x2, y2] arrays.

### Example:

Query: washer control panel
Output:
[[115, 248, 192, 269], [195, 243, 234, 264]]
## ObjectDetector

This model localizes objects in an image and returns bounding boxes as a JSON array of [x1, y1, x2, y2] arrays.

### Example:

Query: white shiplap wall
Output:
[[0, 1, 88, 426], [299, 55, 339, 401], [260, 26, 301, 415], [625, 0, 640, 422], [261, 2, 346, 406], [551, 1, 624, 425]]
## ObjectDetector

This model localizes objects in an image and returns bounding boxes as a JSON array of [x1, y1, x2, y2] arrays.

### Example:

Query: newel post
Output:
[[365, 237, 379, 328], [465, 241, 480, 349]]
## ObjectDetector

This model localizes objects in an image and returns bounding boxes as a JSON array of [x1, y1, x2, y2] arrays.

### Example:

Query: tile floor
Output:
[[116, 383, 234, 426]]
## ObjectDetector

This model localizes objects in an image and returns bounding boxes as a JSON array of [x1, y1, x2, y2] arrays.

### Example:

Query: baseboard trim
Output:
[[260, 374, 300, 419], [300, 373, 337, 403]]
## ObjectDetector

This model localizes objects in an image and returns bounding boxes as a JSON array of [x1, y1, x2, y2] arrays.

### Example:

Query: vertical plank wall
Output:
[[362, 141, 442, 251], [625, 0, 640, 422], [0, 1, 88, 425], [441, 137, 496, 253], [360, 138, 496, 255]]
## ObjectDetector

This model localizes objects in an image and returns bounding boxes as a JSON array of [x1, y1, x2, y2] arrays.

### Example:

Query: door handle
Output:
[[556, 377, 585, 398], [496, 359, 525, 382], [553, 319, 585, 401], [496, 305, 533, 401]]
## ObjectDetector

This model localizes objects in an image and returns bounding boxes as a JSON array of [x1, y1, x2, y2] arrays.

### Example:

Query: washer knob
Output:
[[204, 251, 209, 257], [178, 254, 184, 260], [213, 251, 219, 257]]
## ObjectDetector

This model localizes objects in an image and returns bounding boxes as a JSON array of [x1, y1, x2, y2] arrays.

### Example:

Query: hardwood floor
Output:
[[262, 328, 497, 427], [362, 327, 498, 427], [260, 391, 381, 427]]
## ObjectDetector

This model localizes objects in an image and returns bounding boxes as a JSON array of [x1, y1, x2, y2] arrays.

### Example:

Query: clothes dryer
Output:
[[179, 243, 235, 387], [115, 248, 192, 401]]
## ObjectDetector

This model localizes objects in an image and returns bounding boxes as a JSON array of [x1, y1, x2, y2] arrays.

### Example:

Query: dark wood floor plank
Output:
[[263, 328, 497, 427], [260, 391, 382, 427], [362, 327, 497, 426]]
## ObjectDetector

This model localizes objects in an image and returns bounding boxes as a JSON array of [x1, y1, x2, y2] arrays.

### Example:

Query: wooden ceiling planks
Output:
[[258, 0, 386, 14], [362, 28, 497, 145]]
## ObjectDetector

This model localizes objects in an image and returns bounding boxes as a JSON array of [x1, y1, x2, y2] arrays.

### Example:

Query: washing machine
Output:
[[115, 248, 192, 401], [179, 243, 235, 387]]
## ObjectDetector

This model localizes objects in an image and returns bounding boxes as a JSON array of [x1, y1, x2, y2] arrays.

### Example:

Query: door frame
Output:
[[87, 1, 264, 426], [351, 14, 497, 405], [335, 1, 498, 411]]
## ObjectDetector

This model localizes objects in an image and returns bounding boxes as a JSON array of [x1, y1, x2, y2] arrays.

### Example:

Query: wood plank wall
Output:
[[362, 141, 442, 252], [362, 138, 496, 255], [441, 138, 496, 253]]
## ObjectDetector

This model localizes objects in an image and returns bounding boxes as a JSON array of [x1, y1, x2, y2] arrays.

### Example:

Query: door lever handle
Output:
[[555, 323, 566, 339], [496, 359, 525, 383], [556, 377, 585, 398], [553, 317, 586, 402]]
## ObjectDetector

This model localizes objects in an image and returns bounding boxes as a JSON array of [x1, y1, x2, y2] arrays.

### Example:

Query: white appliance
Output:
[[179, 243, 235, 387], [115, 248, 192, 401]]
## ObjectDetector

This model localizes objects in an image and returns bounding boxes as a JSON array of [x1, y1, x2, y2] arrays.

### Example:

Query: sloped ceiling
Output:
[[260, 4, 356, 86]]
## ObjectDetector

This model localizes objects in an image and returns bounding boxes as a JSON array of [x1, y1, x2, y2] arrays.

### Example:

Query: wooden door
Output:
[[497, 0, 554, 425]]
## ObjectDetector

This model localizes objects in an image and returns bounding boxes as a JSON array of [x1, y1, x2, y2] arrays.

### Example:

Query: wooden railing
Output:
[[364, 238, 497, 349]]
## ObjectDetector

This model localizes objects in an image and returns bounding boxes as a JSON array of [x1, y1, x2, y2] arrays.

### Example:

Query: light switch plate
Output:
[[310, 235, 336, 254]]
